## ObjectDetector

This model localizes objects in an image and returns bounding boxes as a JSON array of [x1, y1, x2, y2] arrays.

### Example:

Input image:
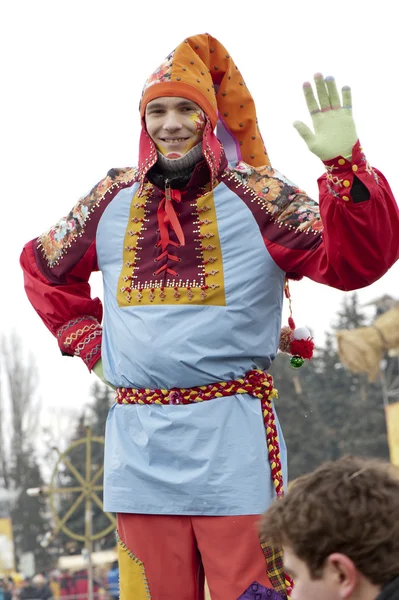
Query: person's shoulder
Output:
[[91, 166, 139, 198], [227, 161, 273, 177], [225, 161, 321, 232], [88, 166, 139, 201], [105, 167, 138, 185], [225, 160, 296, 203], [227, 161, 295, 189]]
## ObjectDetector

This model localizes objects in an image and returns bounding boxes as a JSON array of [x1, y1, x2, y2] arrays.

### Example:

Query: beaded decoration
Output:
[[117, 185, 226, 307], [228, 162, 323, 235]]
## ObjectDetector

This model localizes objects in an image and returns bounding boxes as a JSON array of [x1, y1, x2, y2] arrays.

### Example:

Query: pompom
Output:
[[290, 337, 315, 360], [293, 326, 311, 340], [279, 326, 294, 354]]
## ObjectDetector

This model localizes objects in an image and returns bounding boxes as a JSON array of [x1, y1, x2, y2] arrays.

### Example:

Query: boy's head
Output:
[[136, 33, 271, 187], [260, 456, 399, 600]]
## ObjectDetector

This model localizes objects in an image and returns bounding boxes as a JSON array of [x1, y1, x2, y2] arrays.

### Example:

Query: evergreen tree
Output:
[[270, 352, 330, 480], [334, 293, 367, 330], [11, 450, 52, 572]]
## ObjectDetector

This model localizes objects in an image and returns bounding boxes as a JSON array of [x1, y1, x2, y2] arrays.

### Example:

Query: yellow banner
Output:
[[385, 402, 399, 466], [0, 517, 15, 572]]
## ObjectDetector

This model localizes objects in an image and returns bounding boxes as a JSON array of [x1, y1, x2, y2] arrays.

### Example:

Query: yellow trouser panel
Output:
[[118, 536, 151, 599]]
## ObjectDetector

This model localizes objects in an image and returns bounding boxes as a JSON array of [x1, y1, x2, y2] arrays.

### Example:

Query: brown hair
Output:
[[260, 455, 399, 586]]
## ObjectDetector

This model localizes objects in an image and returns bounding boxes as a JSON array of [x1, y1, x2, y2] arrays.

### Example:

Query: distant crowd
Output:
[[0, 562, 119, 600]]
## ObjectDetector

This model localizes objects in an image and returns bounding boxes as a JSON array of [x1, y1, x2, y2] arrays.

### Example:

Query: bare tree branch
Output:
[[0, 365, 10, 488], [0, 331, 40, 485]]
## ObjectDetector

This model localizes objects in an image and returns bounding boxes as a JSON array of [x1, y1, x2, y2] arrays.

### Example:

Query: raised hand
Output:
[[293, 73, 358, 161]]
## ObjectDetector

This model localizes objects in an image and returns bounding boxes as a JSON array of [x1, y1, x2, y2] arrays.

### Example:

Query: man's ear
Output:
[[326, 553, 358, 599]]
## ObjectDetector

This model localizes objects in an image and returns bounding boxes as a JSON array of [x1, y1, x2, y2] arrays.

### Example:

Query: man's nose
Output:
[[163, 111, 183, 131]]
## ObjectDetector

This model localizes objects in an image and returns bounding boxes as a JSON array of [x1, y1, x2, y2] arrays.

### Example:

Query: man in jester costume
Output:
[[21, 34, 399, 600]]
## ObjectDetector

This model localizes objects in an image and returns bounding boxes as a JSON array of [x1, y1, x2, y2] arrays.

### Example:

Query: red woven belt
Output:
[[116, 369, 285, 498]]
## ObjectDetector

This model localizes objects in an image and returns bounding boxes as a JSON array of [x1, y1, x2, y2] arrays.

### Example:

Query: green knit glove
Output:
[[293, 73, 358, 161], [92, 358, 115, 389]]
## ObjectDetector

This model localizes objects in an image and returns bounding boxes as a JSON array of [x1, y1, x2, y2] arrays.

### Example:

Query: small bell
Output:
[[290, 355, 304, 369]]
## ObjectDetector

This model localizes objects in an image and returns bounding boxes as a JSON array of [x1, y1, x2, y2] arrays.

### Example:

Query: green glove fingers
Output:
[[293, 81, 318, 144], [325, 76, 341, 109], [342, 85, 352, 109], [302, 81, 320, 114], [294, 74, 358, 161], [292, 120, 315, 146], [314, 73, 331, 110]]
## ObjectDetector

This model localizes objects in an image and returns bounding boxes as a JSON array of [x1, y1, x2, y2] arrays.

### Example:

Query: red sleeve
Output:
[[20, 237, 103, 371], [264, 141, 399, 290]]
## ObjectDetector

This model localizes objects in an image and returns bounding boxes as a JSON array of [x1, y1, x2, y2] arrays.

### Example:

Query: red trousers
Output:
[[117, 513, 273, 600]]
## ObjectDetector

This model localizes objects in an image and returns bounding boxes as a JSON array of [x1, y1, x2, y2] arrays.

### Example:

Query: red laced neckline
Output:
[[155, 185, 185, 277]]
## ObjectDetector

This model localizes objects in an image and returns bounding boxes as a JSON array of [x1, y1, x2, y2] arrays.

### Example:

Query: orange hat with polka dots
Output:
[[139, 33, 270, 169]]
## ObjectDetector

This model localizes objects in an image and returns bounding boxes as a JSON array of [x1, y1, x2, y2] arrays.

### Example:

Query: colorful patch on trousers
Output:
[[262, 543, 289, 596], [117, 534, 151, 599], [237, 581, 286, 600]]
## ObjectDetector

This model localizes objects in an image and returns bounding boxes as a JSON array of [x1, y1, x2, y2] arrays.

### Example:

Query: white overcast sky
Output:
[[1, 0, 398, 419]]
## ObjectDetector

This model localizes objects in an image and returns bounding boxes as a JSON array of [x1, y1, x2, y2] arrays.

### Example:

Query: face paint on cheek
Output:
[[156, 142, 168, 155], [181, 110, 205, 153], [190, 110, 206, 132]]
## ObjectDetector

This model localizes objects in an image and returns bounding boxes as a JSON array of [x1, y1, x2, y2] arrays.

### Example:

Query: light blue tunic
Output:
[[97, 180, 287, 515]]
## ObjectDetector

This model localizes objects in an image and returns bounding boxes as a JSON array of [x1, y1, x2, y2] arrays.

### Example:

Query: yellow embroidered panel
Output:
[[118, 536, 151, 600], [117, 187, 226, 307]]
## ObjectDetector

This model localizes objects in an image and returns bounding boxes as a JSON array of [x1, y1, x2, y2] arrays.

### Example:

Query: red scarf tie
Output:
[[155, 184, 186, 277]]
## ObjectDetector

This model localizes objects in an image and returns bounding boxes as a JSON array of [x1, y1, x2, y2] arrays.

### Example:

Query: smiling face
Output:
[[145, 96, 205, 159]]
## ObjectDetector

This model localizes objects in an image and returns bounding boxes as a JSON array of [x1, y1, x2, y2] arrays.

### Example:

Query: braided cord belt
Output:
[[116, 369, 284, 496], [116, 368, 293, 597]]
